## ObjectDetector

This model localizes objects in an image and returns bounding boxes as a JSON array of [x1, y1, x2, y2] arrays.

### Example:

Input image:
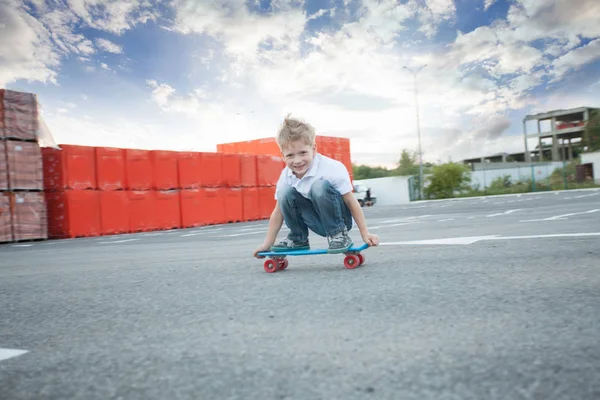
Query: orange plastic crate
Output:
[[154, 190, 181, 230], [128, 190, 156, 232], [125, 149, 152, 190], [200, 187, 225, 225], [99, 191, 129, 235], [42, 145, 96, 191], [224, 187, 243, 222], [242, 187, 260, 221], [199, 152, 223, 187], [222, 153, 241, 187], [95, 147, 125, 190], [258, 186, 276, 219], [179, 188, 203, 227], [240, 154, 257, 187], [151, 150, 178, 190], [257, 155, 283, 186], [46, 189, 101, 238], [177, 152, 201, 189]]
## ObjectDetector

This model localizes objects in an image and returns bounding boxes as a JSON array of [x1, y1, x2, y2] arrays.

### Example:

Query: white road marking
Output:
[[381, 236, 500, 245], [11, 244, 33, 247], [380, 215, 431, 224], [487, 209, 521, 217], [98, 239, 140, 244], [574, 193, 599, 199], [237, 226, 270, 232], [180, 228, 224, 237], [0, 348, 28, 362], [519, 209, 600, 222], [467, 216, 476, 219], [370, 222, 420, 230], [438, 218, 454, 222], [380, 232, 600, 246], [180, 232, 208, 237], [221, 231, 265, 237]]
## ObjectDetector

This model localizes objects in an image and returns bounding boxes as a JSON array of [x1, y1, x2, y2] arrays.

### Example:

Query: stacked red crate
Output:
[[0, 89, 47, 243], [42, 145, 100, 238], [216, 135, 354, 219], [0, 192, 12, 242], [0, 140, 7, 191], [10, 192, 48, 241], [0, 89, 38, 141]]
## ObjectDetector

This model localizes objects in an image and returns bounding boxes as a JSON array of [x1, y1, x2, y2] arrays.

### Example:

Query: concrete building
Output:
[[522, 106, 598, 162]]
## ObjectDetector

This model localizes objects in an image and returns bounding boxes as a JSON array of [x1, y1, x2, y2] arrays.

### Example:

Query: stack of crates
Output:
[[0, 89, 47, 243], [216, 135, 353, 180]]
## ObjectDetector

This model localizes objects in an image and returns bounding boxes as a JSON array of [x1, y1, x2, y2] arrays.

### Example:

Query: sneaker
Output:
[[271, 237, 310, 252], [327, 231, 353, 254]]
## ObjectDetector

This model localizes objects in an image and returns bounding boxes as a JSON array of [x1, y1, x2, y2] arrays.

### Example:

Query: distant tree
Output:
[[424, 162, 472, 199], [583, 109, 600, 152], [396, 149, 420, 176], [352, 164, 393, 180]]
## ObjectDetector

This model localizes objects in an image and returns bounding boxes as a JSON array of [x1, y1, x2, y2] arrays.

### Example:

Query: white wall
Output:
[[353, 176, 411, 205], [581, 151, 600, 183]]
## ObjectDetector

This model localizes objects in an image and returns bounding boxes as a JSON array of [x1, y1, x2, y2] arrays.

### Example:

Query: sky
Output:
[[1, 0, 599, 168]]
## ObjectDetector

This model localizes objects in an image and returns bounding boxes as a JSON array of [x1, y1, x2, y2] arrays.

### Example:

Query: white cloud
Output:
[[66, 0, 159, 34], [96, 38, 123, 54], [0, 0, 155, 86], [483, 0, 497, 10], [418, 0, 456, 38], [171, 0, 307, 62], [550, 39, 600, 81], [0, 1, 60, 86]]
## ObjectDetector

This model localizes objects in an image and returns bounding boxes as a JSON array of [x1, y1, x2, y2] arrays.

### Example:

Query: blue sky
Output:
[[1, 0, 599, 167]]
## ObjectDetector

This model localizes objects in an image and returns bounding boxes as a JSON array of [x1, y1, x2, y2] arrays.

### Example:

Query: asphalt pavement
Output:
[[1, 188, 599, 399]]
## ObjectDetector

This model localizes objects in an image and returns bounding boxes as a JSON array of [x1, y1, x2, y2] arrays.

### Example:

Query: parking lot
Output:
[[1, 189, 599, 399]]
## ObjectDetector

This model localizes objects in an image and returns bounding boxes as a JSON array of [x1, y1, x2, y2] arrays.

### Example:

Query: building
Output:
[[522, 106, 599, 162]]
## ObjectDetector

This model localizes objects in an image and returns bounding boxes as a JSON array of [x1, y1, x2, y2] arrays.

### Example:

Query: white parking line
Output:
[[574, 193, 599, 199], [487, 209, 521, 217], [0, 348, 28, 362], [380, 232, 600, 246], [98, 239, 140, 244], [220, 231, 265, 237], [520, 209, 600, 222], [370, 222, 420, 230]]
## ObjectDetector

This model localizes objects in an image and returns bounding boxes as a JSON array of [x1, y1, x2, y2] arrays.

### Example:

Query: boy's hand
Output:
[[253, 242, 272, 258], [361, 232, 380, 247]]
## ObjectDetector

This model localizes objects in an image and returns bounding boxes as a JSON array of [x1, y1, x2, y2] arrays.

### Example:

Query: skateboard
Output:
[[257, 243, 369, 273]]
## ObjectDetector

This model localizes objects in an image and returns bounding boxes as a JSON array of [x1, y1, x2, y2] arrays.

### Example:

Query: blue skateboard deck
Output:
[[258, 243, 369, 273], [258, 242, 369, 257]]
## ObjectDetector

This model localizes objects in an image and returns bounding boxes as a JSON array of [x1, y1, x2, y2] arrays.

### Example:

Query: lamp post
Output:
[[403, 64, 426, 200]]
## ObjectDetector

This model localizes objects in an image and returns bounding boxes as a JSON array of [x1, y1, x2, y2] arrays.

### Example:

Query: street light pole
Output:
[[403, 64, 426, 200]]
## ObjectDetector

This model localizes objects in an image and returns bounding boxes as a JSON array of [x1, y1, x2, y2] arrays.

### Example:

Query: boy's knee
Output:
[[277, 186, 297, 203], [309, 179, 333, 198]]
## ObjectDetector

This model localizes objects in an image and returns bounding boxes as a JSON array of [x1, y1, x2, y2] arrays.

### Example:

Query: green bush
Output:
[[424, 163, 472, 199]]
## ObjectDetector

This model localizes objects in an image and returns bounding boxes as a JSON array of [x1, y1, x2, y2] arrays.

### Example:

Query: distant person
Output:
[[253, 115, 379, 257], [365, 188, 373, 206]]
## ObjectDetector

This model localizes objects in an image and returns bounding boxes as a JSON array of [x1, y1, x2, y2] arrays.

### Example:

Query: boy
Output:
[[253, 115, 379, 258]]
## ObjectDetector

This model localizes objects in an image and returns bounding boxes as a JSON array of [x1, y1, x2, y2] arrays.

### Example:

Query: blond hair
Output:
[[276, 114, 316, 148]]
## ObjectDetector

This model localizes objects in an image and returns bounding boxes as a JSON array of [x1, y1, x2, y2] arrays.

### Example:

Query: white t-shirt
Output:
[[274, 153, 353, 200]]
